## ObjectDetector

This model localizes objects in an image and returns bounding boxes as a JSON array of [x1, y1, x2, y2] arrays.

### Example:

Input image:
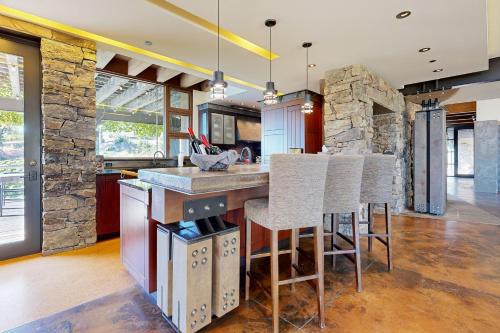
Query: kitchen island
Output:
[[136, 165, 272, 258], [119, 165, 272, 294], [119, 165, 273, 332]]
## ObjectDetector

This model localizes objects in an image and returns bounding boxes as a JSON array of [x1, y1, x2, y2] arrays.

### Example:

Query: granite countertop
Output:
[[138, 164, 269, 195], [118, 179, 153, 191]]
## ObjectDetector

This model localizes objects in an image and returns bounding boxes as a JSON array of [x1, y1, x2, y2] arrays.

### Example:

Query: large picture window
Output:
[[95, 73, 165, 158]]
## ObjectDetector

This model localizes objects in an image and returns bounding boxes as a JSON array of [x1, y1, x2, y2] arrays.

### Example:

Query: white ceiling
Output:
[[0, 0, 495, 105]]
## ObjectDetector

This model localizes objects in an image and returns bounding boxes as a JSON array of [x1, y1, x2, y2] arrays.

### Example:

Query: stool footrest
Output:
[[336, 232, 354, 246], [278, 273, 319, 286], [324, 249, 355, 255], [299, 232, 333, 238], [360, 233, 389, 238], [250, 249, 292, 259]]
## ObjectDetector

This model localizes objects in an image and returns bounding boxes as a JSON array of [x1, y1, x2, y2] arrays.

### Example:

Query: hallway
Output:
[[446, 177, 500, 225]]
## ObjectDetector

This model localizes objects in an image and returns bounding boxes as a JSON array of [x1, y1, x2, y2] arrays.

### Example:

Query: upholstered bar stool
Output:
[[360, 154, 395, 271], [322, 155, 365, 292], [244, 154, 329, 333]]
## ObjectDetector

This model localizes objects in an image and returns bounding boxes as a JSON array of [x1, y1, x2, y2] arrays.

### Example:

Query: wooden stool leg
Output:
[[290, 228, 298, 292], [331, 213, 338, 269], [352, 212, 363, 292], [271, 230, 280, 333], [245, 218, 252, 301], [313, 225, 326, 328], [368, 203, 374, 252], [385, 203, 393, 272]]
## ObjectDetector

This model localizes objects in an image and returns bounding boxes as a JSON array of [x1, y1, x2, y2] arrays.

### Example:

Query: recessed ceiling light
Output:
[[433, 68, 443, 72], [396, 11, 411, 19], [308, 64, 317, 68], [429, 59, 437, 63], [419, 47, 431, 53], [144, 40, 153, 46]]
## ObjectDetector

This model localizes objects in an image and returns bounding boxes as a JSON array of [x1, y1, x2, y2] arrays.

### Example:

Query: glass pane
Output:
[[457, 129, 474, 175], [170, 90, 189, 110], [169, 113, 190, 133], [96, 74, 165, 158], [446, 127, 455, 176], [0, 52, 25, 245], [169, 138, 191, 157]]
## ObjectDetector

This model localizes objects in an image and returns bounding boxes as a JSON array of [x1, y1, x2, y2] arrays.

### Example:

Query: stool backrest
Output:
[[269, 154, 329, 230], [323, 155, 365, 214], [360, 154, 395, 204]]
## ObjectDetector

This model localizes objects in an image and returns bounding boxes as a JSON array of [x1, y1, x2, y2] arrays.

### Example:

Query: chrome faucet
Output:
[[240, 147, 252, 164], [153, 150, 165, 166]]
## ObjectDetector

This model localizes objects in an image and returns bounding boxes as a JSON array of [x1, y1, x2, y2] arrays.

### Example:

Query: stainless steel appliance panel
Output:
[[172, 236, 212, 333], [157, 227, 172, 316], [212, 230, 240, 317], [414, 111, 428, 213], [429, 109, 447, 215]]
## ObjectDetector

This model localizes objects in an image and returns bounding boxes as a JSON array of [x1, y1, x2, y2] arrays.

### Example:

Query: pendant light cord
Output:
[[269, 25, 272, 82], [217, 0, 220, 71], [306, 47, 309, 91]]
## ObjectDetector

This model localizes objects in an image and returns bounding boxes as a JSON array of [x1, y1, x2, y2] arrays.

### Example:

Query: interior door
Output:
[[0, 36, 41, 260]]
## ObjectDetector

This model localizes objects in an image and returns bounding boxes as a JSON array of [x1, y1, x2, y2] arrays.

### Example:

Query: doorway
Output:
[[0, 35, 41, 260], [446, 126, 474, 177]]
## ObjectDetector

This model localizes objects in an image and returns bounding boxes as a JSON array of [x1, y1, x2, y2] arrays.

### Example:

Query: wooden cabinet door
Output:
[[285, 105, 305, 151], [96, 174, 121, 238], [262, 107, 285, 163]]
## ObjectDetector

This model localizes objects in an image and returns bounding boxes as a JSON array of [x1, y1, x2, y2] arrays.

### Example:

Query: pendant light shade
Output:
[[301, 42, 313, 114], [263, 19, 278, 105], [210, 0, 227, 100]]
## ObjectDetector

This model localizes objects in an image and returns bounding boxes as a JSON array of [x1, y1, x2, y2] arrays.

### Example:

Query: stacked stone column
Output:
[[40, 39, 97, 254]]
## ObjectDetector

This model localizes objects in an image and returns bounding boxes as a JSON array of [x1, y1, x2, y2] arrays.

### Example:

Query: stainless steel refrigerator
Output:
[[414, 108, 447, 215]]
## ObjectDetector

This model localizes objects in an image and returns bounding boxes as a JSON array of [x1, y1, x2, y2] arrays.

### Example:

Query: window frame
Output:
[[96, 71, 166, 160], [165, 85, 193, 158]]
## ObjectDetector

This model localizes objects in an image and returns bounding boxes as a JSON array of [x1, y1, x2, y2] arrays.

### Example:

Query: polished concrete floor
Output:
[[5, 215, 500, 333], [403, 177, 500, 225], [447, 177, 500, 219]]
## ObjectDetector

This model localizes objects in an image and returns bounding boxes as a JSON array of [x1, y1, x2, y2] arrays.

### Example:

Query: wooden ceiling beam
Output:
[[442, 101, 476, 113], [96, 50, 116, 69]]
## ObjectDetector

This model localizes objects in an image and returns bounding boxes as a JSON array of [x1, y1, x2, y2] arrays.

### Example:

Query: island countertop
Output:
[[138, 164, 269, 195]]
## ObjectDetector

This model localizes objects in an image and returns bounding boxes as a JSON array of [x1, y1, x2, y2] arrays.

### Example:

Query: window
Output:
[[96, 73, 165, 158], [166, 87, 192, 157], [446, 127, 455, 176]]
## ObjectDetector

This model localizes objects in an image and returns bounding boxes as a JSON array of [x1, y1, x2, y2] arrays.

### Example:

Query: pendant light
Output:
[[209, 0, 227, 100], [301, 42, 313, 114], [263, 19, 278, 105]]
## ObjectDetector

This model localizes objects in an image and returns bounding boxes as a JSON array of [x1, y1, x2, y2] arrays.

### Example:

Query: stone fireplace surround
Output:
[[323, 64, 419, 214]]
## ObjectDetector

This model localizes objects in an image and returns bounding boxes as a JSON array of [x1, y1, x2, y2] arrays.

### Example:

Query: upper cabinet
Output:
[[199, 103, 261, 147], [261, 91, 323, 163]]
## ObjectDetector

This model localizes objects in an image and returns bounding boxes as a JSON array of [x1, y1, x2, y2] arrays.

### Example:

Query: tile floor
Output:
[[4, 215, 500, 333]]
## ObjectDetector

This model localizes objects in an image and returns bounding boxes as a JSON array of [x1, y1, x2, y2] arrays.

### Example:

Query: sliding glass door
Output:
[[0, 36, 41, 260]]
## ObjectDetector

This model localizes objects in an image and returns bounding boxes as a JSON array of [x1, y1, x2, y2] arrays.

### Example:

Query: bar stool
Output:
[[360, 154, 395, 271], [322, 155, 365, 292], [244, 154, 329, 333]]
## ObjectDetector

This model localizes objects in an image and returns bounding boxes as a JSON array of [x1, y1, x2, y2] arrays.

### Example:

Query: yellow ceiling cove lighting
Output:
[[0, 5, 266, 91], [147, 0, 279, 60]]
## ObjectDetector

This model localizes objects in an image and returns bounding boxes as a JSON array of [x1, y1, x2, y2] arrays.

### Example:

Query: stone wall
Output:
[[0, 15, 98, 255], [323, 64, 412, 212], [41, 39, 97, 254], [40, 38, 96, 254]]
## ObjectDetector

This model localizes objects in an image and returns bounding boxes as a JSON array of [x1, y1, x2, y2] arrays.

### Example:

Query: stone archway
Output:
[[323, 64, 417, 213]]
